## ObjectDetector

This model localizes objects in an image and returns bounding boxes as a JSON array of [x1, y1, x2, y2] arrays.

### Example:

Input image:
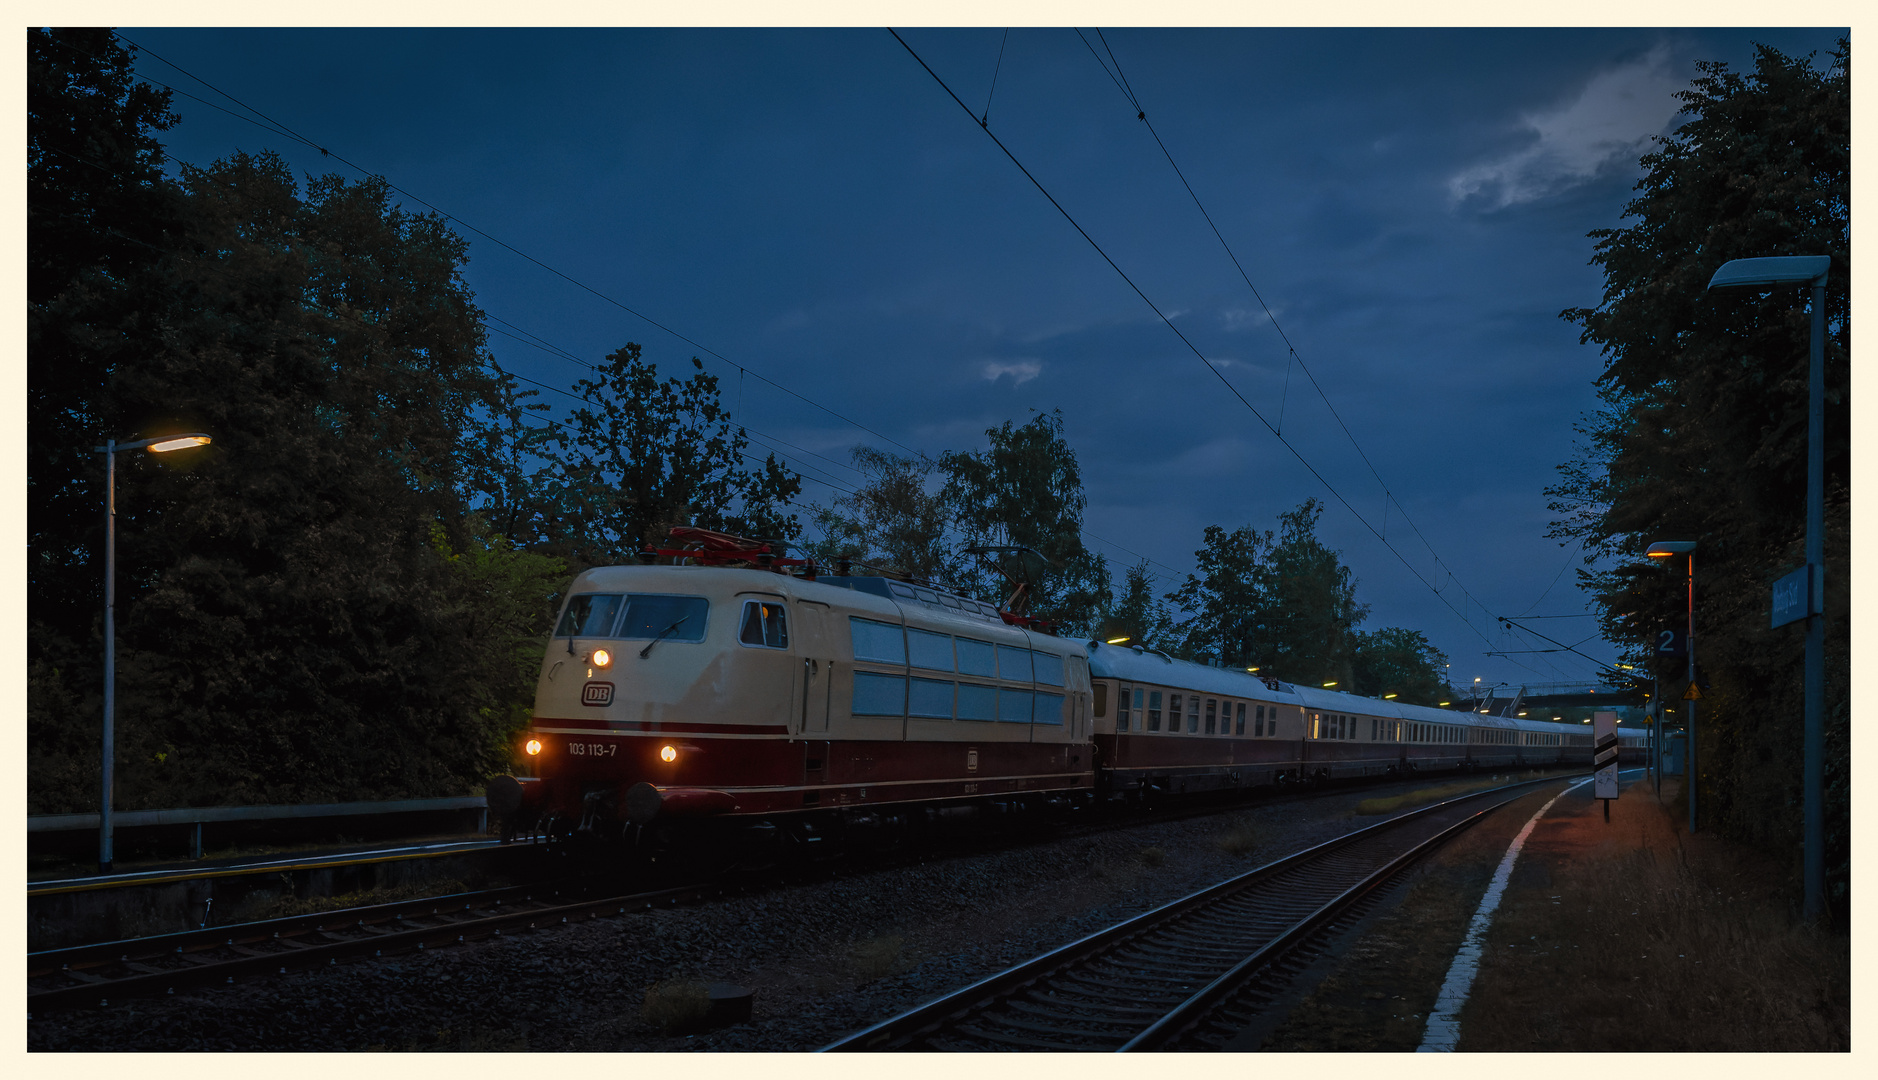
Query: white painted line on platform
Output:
[[1417, 775, 1595, 1052]]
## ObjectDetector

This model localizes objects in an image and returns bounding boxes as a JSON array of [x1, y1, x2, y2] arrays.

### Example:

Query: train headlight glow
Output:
[[660, 745, 678, 763], [525, 738, 542, 756], [592, 648, 612, 667]]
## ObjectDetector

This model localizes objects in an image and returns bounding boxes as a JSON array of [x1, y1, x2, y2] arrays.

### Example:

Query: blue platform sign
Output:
[[1654, 628, 1687, 657], [1771, 565, 1817, 628]]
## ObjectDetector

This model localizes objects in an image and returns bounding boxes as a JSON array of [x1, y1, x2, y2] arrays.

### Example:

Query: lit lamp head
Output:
[[147, 433, 212, 454], [1645, 540, 1697, 559]]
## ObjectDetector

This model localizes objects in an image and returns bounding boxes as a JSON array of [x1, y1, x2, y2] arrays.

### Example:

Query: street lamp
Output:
[[96, 432, 212, 873], [1646, 539, 1697, 835], [1707, 255, 1829, 921]]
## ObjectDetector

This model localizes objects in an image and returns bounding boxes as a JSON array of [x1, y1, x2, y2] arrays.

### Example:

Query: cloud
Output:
[[1448, 44, 1685, 210], [980, 359, 1042, 384]]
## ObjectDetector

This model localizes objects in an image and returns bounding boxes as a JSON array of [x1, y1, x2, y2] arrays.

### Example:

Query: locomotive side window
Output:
[[852, 672, 907, 716], [908, 677, 955, 719], [956, 637, 997, 677], [1033, 652, 1066, 687], [1034, 691, 1065, 725], [617, 595, 709, 641], [850, 618, 907, 664], [557, 593, 625, 637], [997, 645, 1034, 682], [737, 601, 789, 649], [998, 688, 1034, 723], [1148, 691, 1163, 731], [907, 627, 954, 671], [957, 683, 997, 721]]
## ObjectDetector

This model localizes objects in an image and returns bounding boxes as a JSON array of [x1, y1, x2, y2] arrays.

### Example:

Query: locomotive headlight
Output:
[[592, 648, 612, 668], [660, 745, 678, 763], [525, 738, 543, 756]]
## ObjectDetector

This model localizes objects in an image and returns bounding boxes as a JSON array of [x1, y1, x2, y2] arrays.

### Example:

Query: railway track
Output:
[[26, 876, 733, 1014], [822, 775, 1568, 1051]]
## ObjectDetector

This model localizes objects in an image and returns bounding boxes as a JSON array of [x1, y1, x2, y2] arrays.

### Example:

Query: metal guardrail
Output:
[[28, 796, 488, 859]]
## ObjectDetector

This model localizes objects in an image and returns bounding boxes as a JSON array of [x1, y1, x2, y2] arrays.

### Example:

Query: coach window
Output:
[[1188, 696, 1200, 733], [1236, 702, 1246, 735], [1111, 684, 1127, 731], [1254, 704, 1265, 736], [1148, 691, 1163, 732], [1093, 683, 1109, 719], [1205, 699, 1217, 735], [738, 601, 789, 649]]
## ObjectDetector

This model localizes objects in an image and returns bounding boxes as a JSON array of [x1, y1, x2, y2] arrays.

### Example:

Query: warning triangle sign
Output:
[[1682, 683, 1703, 701]]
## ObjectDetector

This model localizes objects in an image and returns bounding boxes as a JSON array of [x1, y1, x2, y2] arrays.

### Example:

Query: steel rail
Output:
[[27, 877, 724, 1013], [821, 774, 1567, 1051]]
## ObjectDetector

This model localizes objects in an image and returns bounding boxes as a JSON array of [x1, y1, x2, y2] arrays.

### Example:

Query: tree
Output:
[[1171, 498, 1368, 684], [804, 447, 964, 585], [1350, 627, 1451, 706], [537, 343, 802, 571], [940, 411, 1110, 635], [1550, 42, 1848, 905], [1100, 561, 1179, 653]]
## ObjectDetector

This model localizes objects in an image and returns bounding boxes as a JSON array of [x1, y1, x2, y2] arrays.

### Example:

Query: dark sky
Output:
[[116, 25, 1847, 693]]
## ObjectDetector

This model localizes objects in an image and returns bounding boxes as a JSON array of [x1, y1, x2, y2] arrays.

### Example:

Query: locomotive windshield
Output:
[[555, 593, 709, 642]]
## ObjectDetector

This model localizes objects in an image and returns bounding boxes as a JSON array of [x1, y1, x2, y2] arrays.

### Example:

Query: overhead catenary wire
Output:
[[100, 29, 1194, 592], [888, 27, 1522, 657]]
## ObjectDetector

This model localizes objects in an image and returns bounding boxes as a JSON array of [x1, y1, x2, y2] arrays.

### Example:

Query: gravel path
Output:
[[29, 784, 1436, 1051]]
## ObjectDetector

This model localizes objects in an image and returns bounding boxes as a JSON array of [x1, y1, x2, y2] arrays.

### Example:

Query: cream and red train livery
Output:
[[495, 563, 1645, 843]]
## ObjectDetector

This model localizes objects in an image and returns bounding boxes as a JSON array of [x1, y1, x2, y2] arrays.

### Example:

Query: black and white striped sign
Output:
[[1593, 711, 1619, 799]]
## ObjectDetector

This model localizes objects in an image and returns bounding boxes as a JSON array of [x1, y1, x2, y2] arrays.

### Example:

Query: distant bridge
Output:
[[1442, 681, 1647, 716]]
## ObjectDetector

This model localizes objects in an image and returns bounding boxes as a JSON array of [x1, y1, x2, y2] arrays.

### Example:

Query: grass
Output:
[[1352, 776, 1520, 816], [225, 878, 469, 922], [1215, 816, 1263, 858], [1461, 819, 1848, 1049], [641, 979, 714, 1035]]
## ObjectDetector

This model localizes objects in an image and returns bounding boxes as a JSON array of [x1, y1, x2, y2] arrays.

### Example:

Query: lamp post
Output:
[[1646, 540, 1696, 834], [1706, 255, 1829, 921], [96, 432, 212, 874]]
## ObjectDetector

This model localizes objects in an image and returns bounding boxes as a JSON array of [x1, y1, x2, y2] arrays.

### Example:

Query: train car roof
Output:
[[1085, 643, 1304, 703]]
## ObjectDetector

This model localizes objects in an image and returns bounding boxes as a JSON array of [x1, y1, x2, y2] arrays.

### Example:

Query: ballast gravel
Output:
[[30, 784, 1437, 1052]]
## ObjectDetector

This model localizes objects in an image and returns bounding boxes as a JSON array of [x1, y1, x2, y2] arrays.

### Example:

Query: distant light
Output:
[[1518, 711, 1527, 717], [1247, 667, 1260, 673], [1474, 677, 1481, 683], [1383, 693, 1398, 700], [148, 434, 211, 453], [1619, 664, 1635, 670], [1582, 718, 1592, 723], [1438, 702, 1450, 707], [1106, 636, 1131, 644], [1322, 681, 1337, 688], [1646, 540, 1697, 557]]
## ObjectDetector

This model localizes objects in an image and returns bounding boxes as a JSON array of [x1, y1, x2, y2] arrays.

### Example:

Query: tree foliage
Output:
[[804, 447, 964, 584], [1171, 499, 1375, 685], [1350, 627, 1451, 706], [1099, 561, 1179, 653], [527, 343, 801, 570], [1550, 41, 1848, 904], [938, 412, 1111, 635]]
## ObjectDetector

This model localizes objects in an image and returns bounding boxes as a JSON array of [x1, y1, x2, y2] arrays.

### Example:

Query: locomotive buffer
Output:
[[1592, 710, 1620, 821]]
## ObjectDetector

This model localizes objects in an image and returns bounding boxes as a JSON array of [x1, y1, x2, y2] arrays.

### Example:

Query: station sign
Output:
[[1771, 565, 1821, 628], [1592, 710, 1620, 802], [1654, 628, 1687, 657]]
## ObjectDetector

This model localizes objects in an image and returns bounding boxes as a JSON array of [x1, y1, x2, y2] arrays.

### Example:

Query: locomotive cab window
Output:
[[738, 600, 789, 649], [557, 593, 625, 637], [562, 593, 709, 643]]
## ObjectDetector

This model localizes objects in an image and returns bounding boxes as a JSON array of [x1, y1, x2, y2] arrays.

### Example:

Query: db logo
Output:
[[581, 681, 615, 707]]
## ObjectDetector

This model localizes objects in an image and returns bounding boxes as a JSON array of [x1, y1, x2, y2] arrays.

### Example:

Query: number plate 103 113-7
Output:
[[567, 741, 617, 757]]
